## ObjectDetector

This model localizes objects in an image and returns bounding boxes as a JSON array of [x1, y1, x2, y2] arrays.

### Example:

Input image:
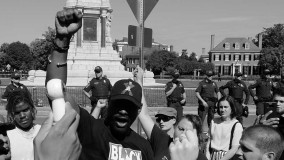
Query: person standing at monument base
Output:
[[196, 70, 221, 129], [2, 72, 31, 101], [219, 72, 250, 124], [83, 66, 112, 118], [248, 69, 273, 117], [165, 69, 186, 121]]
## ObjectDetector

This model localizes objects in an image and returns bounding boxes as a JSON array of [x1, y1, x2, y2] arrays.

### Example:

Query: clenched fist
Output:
[[55, 9, 82, 38]]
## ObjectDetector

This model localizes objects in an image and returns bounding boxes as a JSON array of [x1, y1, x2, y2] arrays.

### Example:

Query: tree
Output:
[[254, 23, 284, 74], [6, 41, 33, 70], [0, 43, 9, 53], [188, 52, 197, 61], [259, 46, 284, 74], [198, 57, 206, 63], [146, 50, 178, 75], [30, 27, 56, 70], [255, 24, 284, 48]]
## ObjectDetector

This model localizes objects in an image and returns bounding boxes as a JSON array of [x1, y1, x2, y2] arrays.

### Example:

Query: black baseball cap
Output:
[[263, 69, 270, 75], [110, 79, 142, 109], [94, 66, 103, 73], [11, 73, 20, 79], [205, 70, 214, 76], [234, 72, 243, 77]]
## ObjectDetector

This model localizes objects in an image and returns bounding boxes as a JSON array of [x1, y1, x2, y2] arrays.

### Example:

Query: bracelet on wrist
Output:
[[53, 40, 69, 52]]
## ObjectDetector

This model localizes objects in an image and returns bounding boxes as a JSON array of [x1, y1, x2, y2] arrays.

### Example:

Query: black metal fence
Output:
[[0, 86, 255, 107]]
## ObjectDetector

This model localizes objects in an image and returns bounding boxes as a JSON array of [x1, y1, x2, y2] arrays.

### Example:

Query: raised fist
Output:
[[55, 9, 83, 38]]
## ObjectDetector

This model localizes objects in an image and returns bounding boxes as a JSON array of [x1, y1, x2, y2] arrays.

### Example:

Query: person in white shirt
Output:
[[206, 96, 243, 160], [6, 90, 40, 160]]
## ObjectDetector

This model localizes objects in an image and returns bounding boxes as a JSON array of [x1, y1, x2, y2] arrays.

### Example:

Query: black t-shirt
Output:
[[165, 80, 185, 102], [2, 83, 31, 99], [195, 79, 219, 99], [77, 107, 154, 160], [150, 125, 207, 160], [83, 77, 112, 99]]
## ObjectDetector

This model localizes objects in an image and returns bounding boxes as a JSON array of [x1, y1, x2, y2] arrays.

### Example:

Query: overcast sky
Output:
[[1, 0, 284, 55]]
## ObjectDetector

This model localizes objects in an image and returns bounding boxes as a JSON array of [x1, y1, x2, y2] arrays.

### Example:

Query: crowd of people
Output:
[[0, 8, 284, 160]]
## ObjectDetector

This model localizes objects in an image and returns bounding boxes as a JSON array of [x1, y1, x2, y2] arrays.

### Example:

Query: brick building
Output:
[[113, 37, 171, 72], [209, 35, 262, 76]]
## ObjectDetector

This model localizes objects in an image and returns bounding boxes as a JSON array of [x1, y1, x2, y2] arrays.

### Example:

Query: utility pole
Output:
[[139, 0, 144, 70]]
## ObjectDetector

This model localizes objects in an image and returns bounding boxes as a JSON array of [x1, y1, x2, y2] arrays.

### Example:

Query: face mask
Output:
[[234, 78, 241, 83], [172, 79, 178, 84], [172, 73, 180, 79]]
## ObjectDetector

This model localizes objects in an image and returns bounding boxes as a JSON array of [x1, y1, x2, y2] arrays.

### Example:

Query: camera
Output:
[[242, 106, 249, 118], [264, 102, 280, 119]]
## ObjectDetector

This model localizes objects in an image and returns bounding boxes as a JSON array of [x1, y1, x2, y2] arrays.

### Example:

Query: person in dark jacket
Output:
[[248, 69, 273, 117], [219, 72, 249, 124], [196, 70, 221, 129], [165, 69, 186, 121], [2, 73, 31, 101]]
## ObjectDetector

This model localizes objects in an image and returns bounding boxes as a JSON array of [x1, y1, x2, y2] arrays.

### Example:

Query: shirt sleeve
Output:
[[195, 82, 202, 93], [219, 82, 230, 96], [150, 125, 170, 158], [165, 83, 172, 93], [214, 82, 219, 93], [77, 107, 96, 145], [231, 123, 243, 147], [83, 79, 93, 92], [180, 82, 185, 93], [248, 80, 259, 97], [107, 79, 112, 92], [2, 86, 11, 99], [242, 82, 250, 105]]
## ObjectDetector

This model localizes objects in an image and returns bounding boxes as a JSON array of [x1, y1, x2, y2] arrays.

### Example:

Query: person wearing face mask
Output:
[[2, 73, 31, 123], [165, 69, 186, 121], [2, 73, 31, 102], [219, 72, 249, 124], [196, 70, 221, 130], [248, 69, 273, 117], [272, 72, 284, 94], [83, 66, 112, 117]]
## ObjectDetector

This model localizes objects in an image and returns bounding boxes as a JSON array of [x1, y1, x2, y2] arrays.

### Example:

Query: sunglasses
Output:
[[94, 69, 101, 73], [156, 116, 174, 123]]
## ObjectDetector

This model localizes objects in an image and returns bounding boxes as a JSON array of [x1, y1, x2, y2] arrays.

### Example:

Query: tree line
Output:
[[0, 23, 284, 75], [0, 27, 55, 72]]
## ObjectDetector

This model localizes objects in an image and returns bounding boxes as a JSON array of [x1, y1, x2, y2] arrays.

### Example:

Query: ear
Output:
[[31, 108, 37, 120], [172, 118, 177, 125], [263, 152, 276, 160]]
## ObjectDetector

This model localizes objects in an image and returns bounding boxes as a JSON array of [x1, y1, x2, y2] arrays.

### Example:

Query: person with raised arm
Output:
[[135, 66, 207, 160]]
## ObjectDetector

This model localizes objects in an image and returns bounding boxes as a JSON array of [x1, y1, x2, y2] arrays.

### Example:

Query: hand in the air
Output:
[[133, 66, 144, 85], [55, 9, 83, 38], [34, 102, 81, 160], [169, 130, 199, 160], [96, 99, 108, 109], [260, 111, 279, 127]]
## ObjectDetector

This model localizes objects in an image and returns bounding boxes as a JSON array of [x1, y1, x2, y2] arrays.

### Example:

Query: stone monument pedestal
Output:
[[23, 0, 157, 87]]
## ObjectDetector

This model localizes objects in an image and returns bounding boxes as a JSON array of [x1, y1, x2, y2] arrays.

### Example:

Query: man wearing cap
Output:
[[2, 72, 31, 102], [273, 72, 284, 94], [77, 78, 154, 160], [196, 70, 221, 129], [248, 69, 273, 116], [165, 69, 186, 121], [43, 9, 153, 160], [83, 66, 112, 117], [219, 72, 250, 124], [155, 107, 177, 137]]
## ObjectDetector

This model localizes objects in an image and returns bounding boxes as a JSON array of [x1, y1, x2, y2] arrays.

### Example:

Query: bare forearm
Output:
[[220, 146, 239, 160], [166, 86, 176, 97], [83, 90, 91, 98], [196, 92, 204, 102]]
